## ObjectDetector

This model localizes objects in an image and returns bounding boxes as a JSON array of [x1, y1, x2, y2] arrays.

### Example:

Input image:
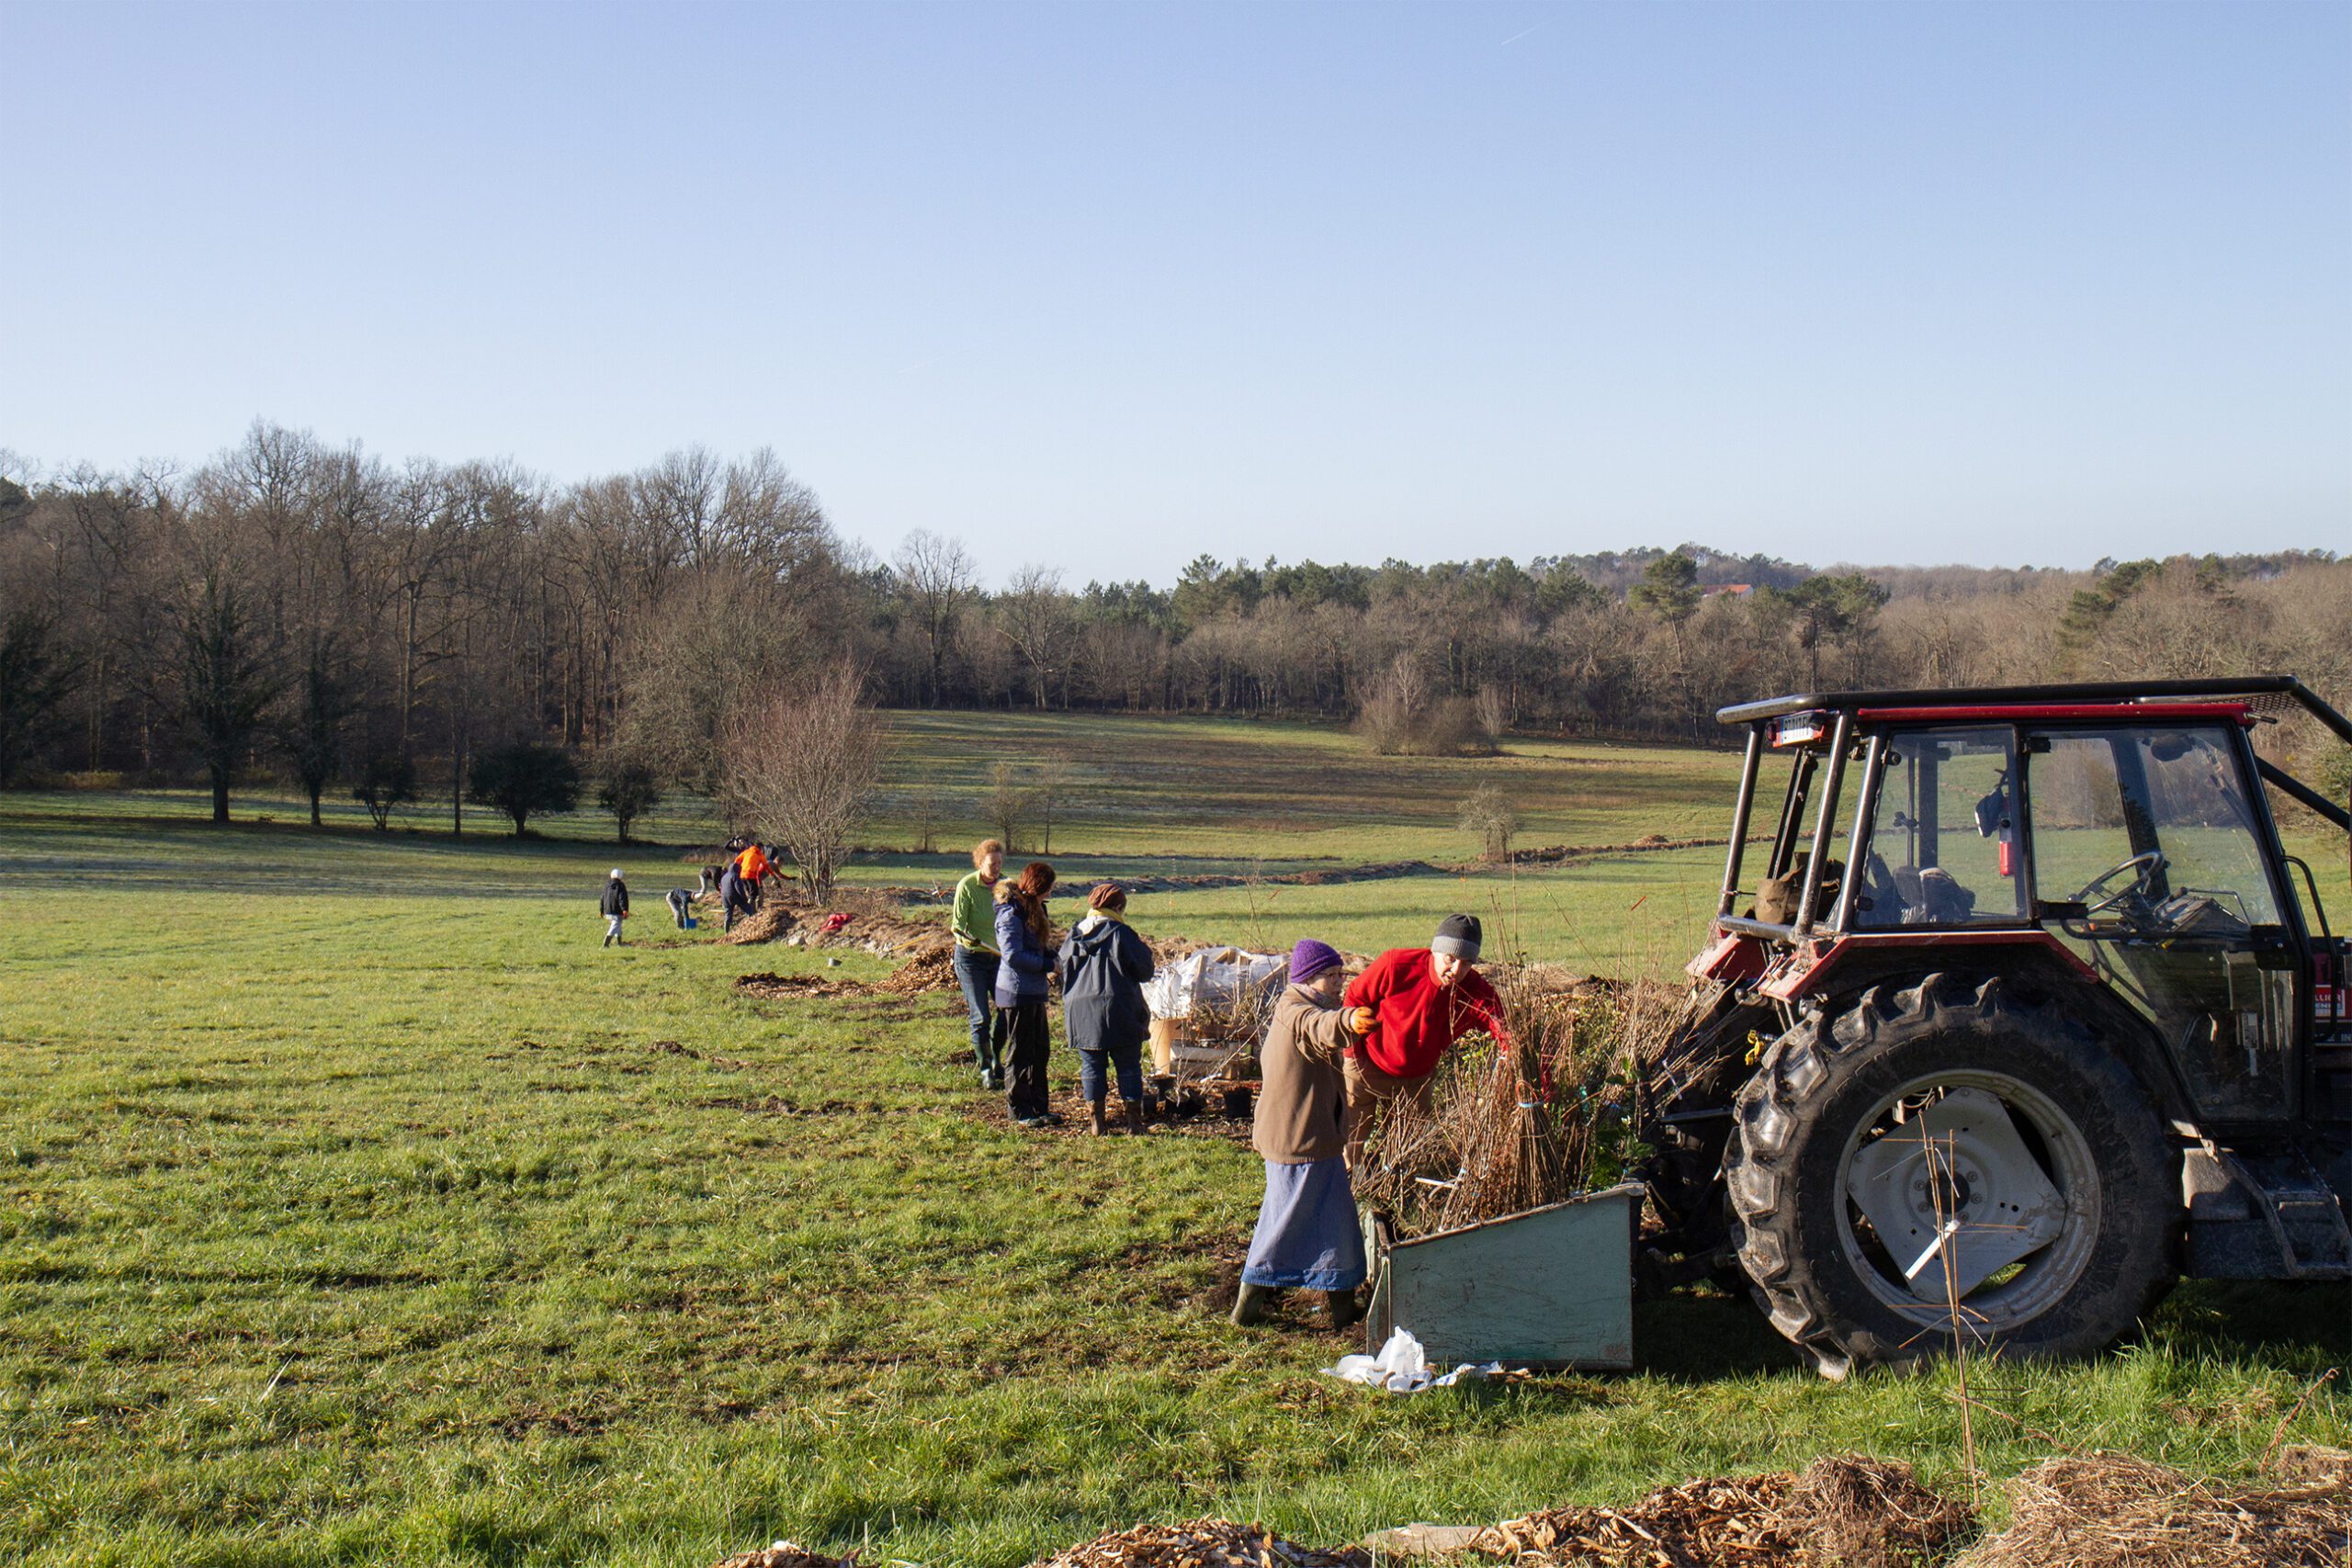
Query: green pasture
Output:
[[2, 716, 2347, 1567], [31, 711, 1745, 874], [869, 713, 1747, 866]]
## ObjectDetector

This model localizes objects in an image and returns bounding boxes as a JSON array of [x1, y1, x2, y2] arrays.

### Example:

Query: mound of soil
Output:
[[1472, 1455, 1970, 1568], [1040, 1519, 1367, 1568], [733, 971, 871, 1000], [1956, 1450, 2351, 1568], [720, 901, 957, 965]]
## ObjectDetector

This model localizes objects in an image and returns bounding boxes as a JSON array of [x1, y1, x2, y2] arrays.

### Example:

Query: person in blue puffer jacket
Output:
[[991, 861, 1059, 1128], [1058, 883, 1155, 1135]]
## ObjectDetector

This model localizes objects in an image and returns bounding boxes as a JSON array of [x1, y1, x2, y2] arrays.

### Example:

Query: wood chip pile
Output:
[[718, 905, 797, 945], [1953, 1449, 2351, 1568], [714, 1543, 854, 1568], [876, 948, 958, 996], [707, 1448, 2351, 1568], [1035, 1518, 1368, 1568], [1469, 1455, 1969, 1568]]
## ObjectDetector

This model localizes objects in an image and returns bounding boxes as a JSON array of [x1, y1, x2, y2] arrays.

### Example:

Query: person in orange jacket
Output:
[[734, 841, 774, 908], [1340, 913, 1512, 1166]]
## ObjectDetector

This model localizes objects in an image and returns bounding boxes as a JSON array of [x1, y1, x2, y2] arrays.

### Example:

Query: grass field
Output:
[[3, 714, 2346, 1566]]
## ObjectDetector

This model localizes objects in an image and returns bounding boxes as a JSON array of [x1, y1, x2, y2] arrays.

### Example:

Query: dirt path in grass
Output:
[[851, 833, 1735, 906]]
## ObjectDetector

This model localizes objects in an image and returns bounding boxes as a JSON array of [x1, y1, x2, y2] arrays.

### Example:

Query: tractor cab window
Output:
[[2028, 727, 2281, 935], [2027, 724, 2291, 1121], [1855, 728, 2024, 928]]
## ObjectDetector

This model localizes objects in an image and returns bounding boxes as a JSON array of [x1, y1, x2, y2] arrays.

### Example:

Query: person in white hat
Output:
[[600, 869, 630, 947]]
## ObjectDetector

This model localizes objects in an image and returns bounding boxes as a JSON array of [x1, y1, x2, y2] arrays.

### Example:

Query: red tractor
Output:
[[1641, 676, 2351, 1378]]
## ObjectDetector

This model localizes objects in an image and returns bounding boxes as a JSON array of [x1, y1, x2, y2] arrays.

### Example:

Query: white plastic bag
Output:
[[1322, 1327, 1500, 1394], [1141, 946, 1286, 1021]]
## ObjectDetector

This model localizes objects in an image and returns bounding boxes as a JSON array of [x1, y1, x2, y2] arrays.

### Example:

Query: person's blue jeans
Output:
[[952, 946, 1008, 1076], [1077, 1042, 1144, 1104]]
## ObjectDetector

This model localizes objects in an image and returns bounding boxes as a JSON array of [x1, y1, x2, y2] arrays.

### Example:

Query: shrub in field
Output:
[[721, 663, 882, 903], [1457, 784, 1521, 861], [1355, 654, 1425, 755], [1357, 655, 1498, 757], [1417, 695, 1495, 756], [351, 752, 417, 830], [466, 743, 582, 836], [594, 749, 663, 844]]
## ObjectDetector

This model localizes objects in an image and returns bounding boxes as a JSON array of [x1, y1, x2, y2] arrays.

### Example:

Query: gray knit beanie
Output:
[[1431, 913, 1481, 962]]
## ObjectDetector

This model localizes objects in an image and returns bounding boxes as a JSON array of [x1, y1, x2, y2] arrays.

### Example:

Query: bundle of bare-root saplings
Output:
[[1351, 967, 1675, 1237]]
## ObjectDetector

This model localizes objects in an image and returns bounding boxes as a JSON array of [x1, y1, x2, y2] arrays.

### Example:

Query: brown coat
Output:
[[1253, 984, 1359, 1165]]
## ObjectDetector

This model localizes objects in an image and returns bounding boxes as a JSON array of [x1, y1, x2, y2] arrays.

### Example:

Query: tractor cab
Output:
[[1695, 678, 2352, 1133], [1645, 676, 2352, 1376]]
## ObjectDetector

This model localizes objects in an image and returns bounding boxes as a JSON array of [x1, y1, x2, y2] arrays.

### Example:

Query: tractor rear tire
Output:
[[1724, 973, 2177, 1378]]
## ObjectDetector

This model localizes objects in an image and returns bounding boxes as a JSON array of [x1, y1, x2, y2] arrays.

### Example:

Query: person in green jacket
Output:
[[951, 839, 1011, 1089]]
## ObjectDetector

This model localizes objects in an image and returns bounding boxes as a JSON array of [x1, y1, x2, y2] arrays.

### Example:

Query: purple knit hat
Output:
[[1289, 939, 1342, 984]]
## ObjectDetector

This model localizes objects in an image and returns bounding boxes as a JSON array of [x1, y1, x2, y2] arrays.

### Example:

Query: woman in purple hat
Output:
[[1232, 939, 1367, 1330]]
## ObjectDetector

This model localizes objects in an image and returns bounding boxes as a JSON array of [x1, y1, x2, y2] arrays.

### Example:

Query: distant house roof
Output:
[[1702, 582, 1754, 598]]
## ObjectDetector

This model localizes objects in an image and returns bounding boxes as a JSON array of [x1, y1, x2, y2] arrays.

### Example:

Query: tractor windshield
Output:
[[1854, 728, 2025, 927], [2027, 725, 2282, 935], [2026, 723, 2295, 1119]]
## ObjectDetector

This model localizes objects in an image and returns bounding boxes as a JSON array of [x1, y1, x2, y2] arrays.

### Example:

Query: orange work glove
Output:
[[1347, 1006, 1375, 1035]]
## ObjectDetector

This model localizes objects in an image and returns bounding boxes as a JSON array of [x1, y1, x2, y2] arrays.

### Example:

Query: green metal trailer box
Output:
[[1362, 1183, 1642, 1370]]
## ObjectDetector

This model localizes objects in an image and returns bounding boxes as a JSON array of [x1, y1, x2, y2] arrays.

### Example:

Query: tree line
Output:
[[1, 425, 2345, 827]]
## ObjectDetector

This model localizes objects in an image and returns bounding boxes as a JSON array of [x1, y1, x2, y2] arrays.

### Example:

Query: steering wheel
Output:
[[2074, 850, 2166, 919]]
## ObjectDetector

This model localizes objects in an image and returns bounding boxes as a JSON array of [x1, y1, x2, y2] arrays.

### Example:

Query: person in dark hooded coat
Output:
[[1057, 883, 1156, 1134]]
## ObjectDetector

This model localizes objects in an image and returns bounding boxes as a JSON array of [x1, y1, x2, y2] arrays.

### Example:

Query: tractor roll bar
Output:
[[1716, 727, 1764, 919], [2260, 760, 2352, 831], [1717, 675, 2352, 747], [1792, 712, 1853, 940]]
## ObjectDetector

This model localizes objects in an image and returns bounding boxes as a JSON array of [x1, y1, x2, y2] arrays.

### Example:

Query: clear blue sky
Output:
[[5, 1, 2346, 582]]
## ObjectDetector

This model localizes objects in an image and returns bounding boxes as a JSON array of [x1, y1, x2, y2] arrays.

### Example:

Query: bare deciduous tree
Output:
[[1473, 682, 1510, 747], [997, 564, 1070, 709], [720, 665, 883, 904], [1357, 652, 1429, 755], [1033, 758, 1074, 853], [894, 530, 978, 705], [982, 761, 1030, 853]]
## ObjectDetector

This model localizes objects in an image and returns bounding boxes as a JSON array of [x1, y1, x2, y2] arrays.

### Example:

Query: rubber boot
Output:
[[1323, 1288, 1364, 1331], [1088, 1095, 1109, 1136], [1230, 1283, 1272, 1327], [1125, 1100, 1146, 1136]]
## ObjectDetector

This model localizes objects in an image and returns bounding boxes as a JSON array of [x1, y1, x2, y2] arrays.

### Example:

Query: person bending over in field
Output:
[[718, 863, 754, 932], [1233, 939, 1366, 1329], [951, 839, 1012, 1089], [1058, 883, 1155, 1135], [600, 869, 630, 947], [991, 861, 1060, 1128], [1340, 913, 1511, 1167]]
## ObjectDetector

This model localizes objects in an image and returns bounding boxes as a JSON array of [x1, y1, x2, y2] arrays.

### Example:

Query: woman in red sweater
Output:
[[1340, 913, 1511, 1166]]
